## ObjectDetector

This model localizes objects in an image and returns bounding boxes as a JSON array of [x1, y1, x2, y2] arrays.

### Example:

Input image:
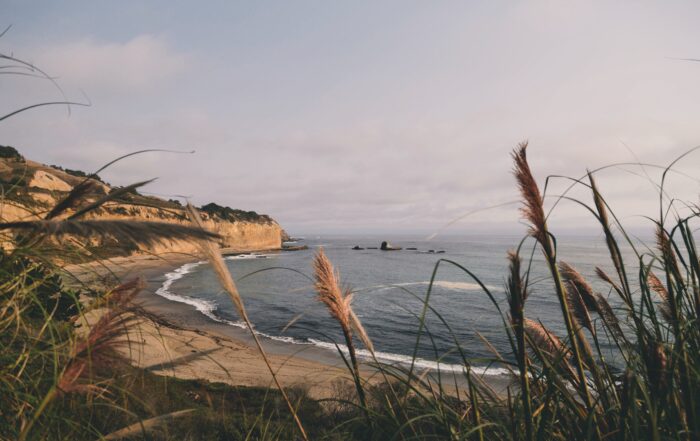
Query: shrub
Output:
[[200, 202, 273, 223], [0, 145, 24, 161]]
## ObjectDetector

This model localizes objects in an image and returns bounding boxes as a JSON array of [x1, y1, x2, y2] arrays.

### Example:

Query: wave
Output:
[[155, 261, 509, 378], [431, 281, 501, 291], [307, 339, 510, 376], [155, 261, 214, 317], [155, 261, 245, 328], [224, 253, 277, 260], [367, 280, 501, 293]]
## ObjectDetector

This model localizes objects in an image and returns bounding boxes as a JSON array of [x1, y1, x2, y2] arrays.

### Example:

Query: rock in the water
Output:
[[380, 241, 402, 251], [351, 245, 364, 250], [406, 247, 417, 250], [282, 245, 309, 251]]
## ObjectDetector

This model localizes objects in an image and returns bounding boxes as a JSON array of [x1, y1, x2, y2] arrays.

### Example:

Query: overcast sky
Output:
[[2, 1, 700, 236]]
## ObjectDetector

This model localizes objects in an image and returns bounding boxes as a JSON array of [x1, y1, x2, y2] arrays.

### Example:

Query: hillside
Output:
[[0, 146, 284, 255]]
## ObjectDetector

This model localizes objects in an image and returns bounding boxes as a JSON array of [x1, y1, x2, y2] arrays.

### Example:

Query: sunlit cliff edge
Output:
[[0, 146, 285, 256]]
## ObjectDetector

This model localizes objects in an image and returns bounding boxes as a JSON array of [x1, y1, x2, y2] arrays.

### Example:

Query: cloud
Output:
[[37, 35, 186, 90], [3, 2, 700, 235]]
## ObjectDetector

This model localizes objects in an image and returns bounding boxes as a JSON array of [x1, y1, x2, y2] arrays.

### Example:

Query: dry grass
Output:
[[313, 248, 373, 352], [511, 142, 547, 245], [312, 248, 371, 417]]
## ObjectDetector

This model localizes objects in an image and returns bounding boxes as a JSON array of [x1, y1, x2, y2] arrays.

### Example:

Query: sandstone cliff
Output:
[[0, 147, 283, 255]]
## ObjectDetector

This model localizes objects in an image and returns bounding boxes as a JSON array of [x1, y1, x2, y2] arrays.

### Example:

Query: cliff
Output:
[[0, 146, 284, 255]]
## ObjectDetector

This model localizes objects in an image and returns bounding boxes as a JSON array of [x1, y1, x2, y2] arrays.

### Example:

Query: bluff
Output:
[[0, 146, 284, 255]]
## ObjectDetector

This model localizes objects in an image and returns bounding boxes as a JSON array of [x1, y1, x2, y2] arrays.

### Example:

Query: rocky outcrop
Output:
[[29, 170, 72, 192], [0, 153, 284, 255]]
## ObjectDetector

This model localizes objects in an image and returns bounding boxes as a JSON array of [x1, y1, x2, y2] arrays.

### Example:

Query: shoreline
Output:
[[67, 250, 512, 399], [67, 251, 363, 399]]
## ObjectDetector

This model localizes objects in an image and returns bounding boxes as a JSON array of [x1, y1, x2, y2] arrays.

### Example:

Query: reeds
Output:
[[512, 142, 596, 420], [506, 250, 533, 441], [312, 248, 371, 416]]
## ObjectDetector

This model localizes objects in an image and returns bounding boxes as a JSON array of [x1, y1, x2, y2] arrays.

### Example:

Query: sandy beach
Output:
[[66, 251, 362, 399]]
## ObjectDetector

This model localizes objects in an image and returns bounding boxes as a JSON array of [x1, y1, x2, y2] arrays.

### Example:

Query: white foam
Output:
[[433, 281, 499, 291], [369, 281, 501, 293], [155, 261, 303, 337], [224, 253, 276, 260], [307, 339, 510, 377], [155, 261, 244, 327]]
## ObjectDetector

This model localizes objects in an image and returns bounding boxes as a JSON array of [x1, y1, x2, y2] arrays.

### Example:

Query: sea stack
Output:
[[380, 241, 402, 251]]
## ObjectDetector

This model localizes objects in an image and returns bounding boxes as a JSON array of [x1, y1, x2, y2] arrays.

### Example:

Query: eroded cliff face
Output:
[[0, 155, 283, 255], [93, 203, 283, 254]]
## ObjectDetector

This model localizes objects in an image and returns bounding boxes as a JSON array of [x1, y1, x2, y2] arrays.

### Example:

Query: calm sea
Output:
[[155, 234, 638, 376]]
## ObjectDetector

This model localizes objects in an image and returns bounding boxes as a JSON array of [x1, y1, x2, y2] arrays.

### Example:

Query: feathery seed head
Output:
[[559, 262, 598, 312], [594, 293, 624, 341], [58, 279, 142, 397], [313, 248, 373, 351], [506, 250, 528, 323], [512, 142, 547, 245], [647, 271, 673, 323], [588, 172, 610, 229], [595, 267, 615, 286], [313, 248, 351, 329], [565, 283, 594, 333], [523, 318, 569, 361]]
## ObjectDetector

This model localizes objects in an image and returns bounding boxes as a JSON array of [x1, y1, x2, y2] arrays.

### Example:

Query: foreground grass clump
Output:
[[40, 365, 329, 441]]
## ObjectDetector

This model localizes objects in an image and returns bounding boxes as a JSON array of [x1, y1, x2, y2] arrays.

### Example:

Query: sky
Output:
[[2, 1, 700, 236]]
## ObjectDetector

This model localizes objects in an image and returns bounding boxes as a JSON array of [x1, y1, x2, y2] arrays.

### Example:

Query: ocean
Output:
[[155, 234, 637, 377]]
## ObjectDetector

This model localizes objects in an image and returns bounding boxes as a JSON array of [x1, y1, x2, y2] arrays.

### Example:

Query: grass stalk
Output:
[[512, 143, 596, 418], [312, 248, 370, 425], [185, 204, 309, 441]]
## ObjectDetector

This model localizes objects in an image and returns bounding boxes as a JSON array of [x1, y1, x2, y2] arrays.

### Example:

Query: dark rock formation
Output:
[[281, 229, 291, 242], [380, 241, 402, 251], [282, 244, 308, 251]]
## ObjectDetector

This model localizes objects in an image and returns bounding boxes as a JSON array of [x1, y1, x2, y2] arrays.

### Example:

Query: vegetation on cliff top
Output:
[[49, 163, 106, 184], [200, 202, 274, 224], [0, 145, 24, 161]]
